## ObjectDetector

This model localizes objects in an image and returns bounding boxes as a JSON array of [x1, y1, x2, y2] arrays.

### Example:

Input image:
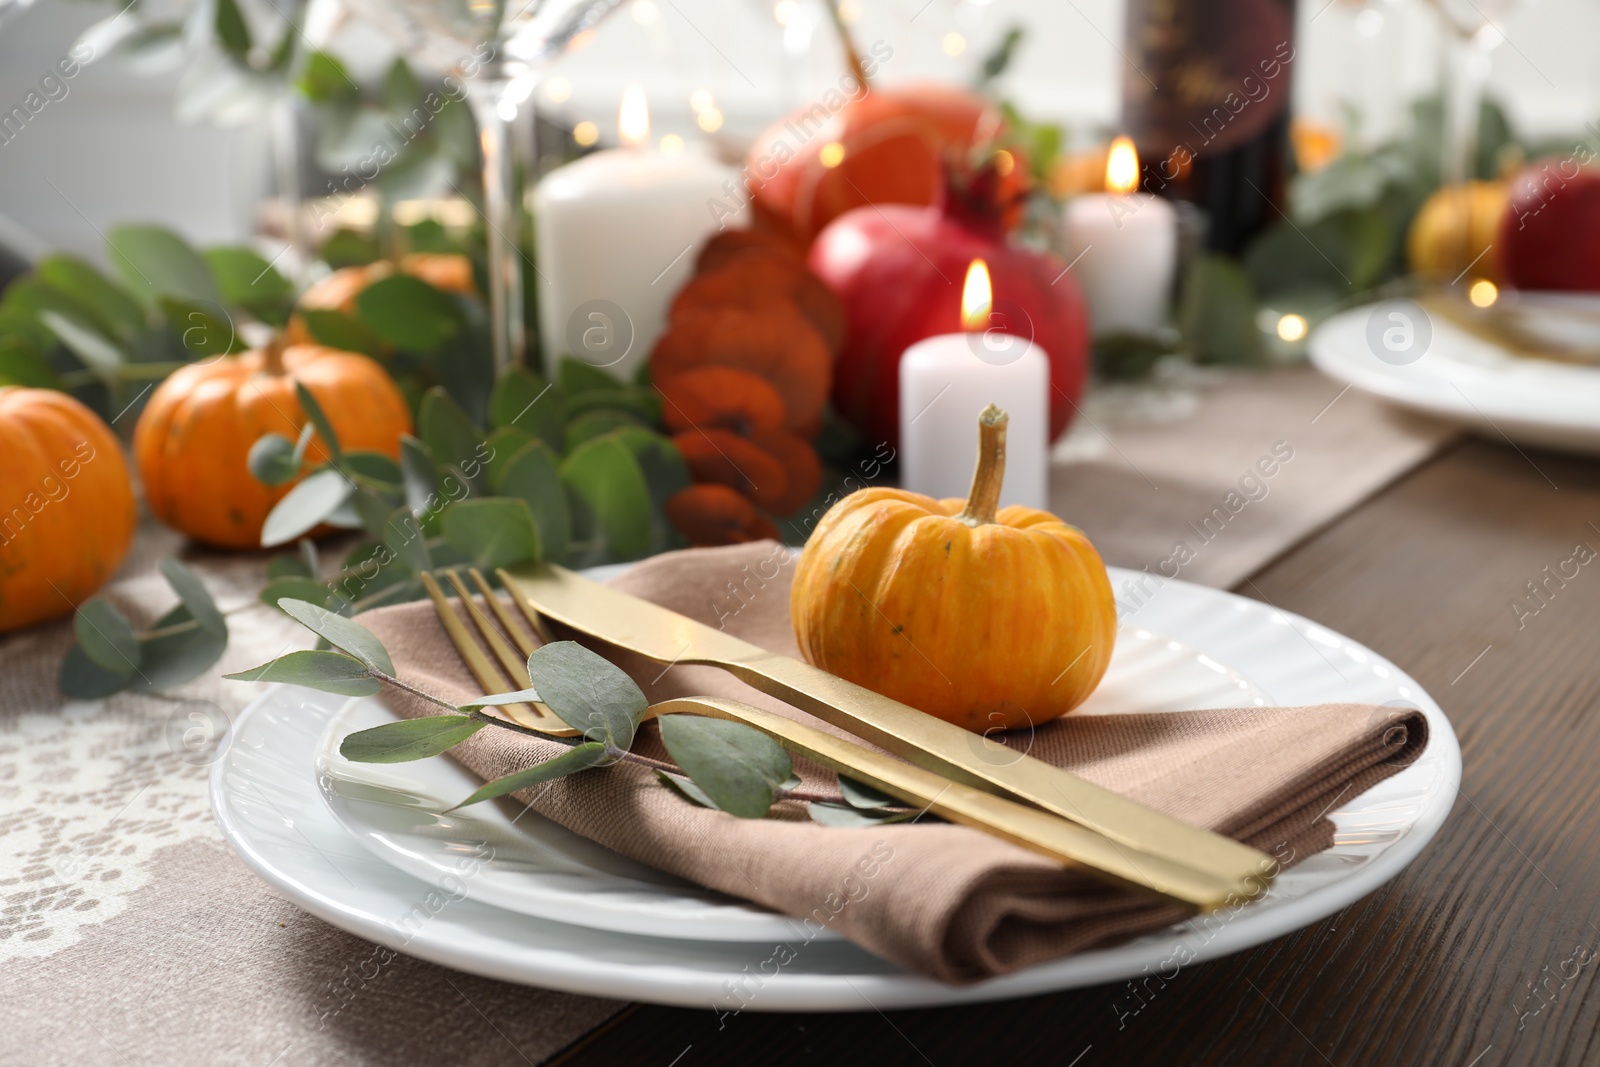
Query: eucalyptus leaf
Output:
[[261, 468, 354, 547], [297, 51, 358, 104], [418, 387, 485, 484], [342, 451, 403, 491], [267, 552, 315, 580], [558, 358, 624, 396], [441, 498, 542, 570], [807, 802, 917, 828], [160, 558, 226, 638], [160, 298, 238, 359], [837, 775, 898, 810], [36, 255, 145, 341], [0, 337, 59, 388], [224, 650, 379, 696], [493, 441, 571, 564], [39, 309, 125, 374], [351, 488, 397, 541], [73, 598, 141, 673], [382, 505, 431, 573], [260, 576, 340, 611], [1179, 256, 1261, 366], [295, 381, 343, 461], [488, 366, 563, 453], [354, 275, 463, 351], [132, 604, 227, 692], [106, 224, 220, 307], [564, 410, 645, 453], [559, 435, 652, 563], [658, 715, 792, 820], [278, 598, 395, 674], [339, 714, 484, 763], [204, 246, 294, 325], [525, 641, 647, 747], [400, 435, 439, 512], [484, 426, 536, 487], [449, 741, 609, 809], [658, 770, 721, 810], [457, 686, 545, 711], [564, 389, 654, 421], [58, 642, 137, 700], [248, 433, 300, 486], [213, 0, 251, 55], [299, 309, 385, 357]]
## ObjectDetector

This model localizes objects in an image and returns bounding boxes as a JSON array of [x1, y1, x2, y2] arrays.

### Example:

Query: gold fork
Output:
[[422, 567, 1265, 912]]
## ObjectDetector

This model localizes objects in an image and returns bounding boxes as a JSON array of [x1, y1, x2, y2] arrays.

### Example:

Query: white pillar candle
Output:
[[1061, 136, 1178, 338], [532, 86, 747, 381], [899, 261, 1050, 510]]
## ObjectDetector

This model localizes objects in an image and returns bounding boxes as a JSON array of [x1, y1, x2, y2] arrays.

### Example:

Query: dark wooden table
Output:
[[546, 438, 1600, 1067]]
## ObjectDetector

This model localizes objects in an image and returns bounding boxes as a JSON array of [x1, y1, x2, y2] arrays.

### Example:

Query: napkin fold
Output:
[[359, 542, 1427, 984]]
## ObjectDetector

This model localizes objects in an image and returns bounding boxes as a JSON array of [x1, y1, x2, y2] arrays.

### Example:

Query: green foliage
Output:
[[339, 714, 486, 763], [58, 562, 231, 699], [225, 650, 380, 696], [523, 641, 649, 748], [659, 715, 794, 819], [450, 742, 609, 809]]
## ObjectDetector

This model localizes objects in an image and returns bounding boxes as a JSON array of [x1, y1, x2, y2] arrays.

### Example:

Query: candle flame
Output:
[[1106, 135, 1140, 194], [619, 84, 650, 148], [961, 259, 992, 332]]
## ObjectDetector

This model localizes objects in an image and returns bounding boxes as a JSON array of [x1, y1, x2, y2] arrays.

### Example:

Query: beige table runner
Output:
[[0, 366, 1454, 1065]]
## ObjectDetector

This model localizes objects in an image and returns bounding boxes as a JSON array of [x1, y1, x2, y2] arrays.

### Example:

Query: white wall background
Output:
[[0, 0, 1595, 263]]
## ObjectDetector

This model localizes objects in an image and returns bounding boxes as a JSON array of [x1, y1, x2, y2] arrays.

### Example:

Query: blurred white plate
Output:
[[1310, 297, 1600, 455], [211, 567, 1459, 1011]]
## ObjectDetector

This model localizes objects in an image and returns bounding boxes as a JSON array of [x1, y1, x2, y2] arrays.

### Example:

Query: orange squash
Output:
[[791, 404, 1115, 732], [0, 388, 137, 632], [133, 343, 411, 549]]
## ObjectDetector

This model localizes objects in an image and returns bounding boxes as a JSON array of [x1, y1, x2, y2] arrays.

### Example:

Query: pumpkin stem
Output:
[[957, 404, 1007, 527], [262, 333, 288, 375], [823, 0, 870, 92]]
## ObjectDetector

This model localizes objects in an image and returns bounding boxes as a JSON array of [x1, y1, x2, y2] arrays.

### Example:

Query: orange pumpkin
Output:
[[791, 404, 1115, 732], [0, 388, 137, 632], [133, 343, 411, 549]]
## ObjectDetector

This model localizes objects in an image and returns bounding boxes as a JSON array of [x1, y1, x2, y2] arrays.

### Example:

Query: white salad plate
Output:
[[211, 566, 1460, 1011], [1310, 297, 1600, 455]]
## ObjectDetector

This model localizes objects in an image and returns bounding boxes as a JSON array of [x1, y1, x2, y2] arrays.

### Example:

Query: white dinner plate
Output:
[[311, 625, 1271, 941], [210, 567, 1460, 1011], [1310, 298, 1600, 455]]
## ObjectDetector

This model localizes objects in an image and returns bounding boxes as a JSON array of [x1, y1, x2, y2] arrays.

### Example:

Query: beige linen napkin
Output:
[[360, 541, 1427, 984]]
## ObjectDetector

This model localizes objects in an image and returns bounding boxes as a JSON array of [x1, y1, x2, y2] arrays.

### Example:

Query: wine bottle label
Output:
[[1121, 0, 1295, 165]]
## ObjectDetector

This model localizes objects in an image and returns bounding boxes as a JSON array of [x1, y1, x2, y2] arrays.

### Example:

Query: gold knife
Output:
[[500, 562, 1276, 911]]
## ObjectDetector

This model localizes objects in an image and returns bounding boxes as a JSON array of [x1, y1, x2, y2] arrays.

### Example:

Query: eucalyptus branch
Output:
[[139, 601, 263, 640], [369, 669, 460, 712]]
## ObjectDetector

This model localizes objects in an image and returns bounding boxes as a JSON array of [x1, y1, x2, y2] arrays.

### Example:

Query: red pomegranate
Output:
[[1499, 161, 1600, 291], [808, 165, 1090, 449], [747, 82, 1027, 245]]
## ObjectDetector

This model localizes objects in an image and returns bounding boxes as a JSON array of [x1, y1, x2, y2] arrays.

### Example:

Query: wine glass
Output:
[[1424, 0, 1522, 188], [338, 0, 627, 371]]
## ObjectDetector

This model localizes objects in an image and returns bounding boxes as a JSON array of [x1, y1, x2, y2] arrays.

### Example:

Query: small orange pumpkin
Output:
[[0, 388, 137, 632], [791, 404, 1115, 732], [133, 343, 411, 549]]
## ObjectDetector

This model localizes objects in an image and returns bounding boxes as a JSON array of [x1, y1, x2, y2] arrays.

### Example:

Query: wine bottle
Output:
[[1120, 0, 1297, 255]]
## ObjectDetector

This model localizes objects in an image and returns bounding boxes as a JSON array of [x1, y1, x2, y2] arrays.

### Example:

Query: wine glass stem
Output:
[[466, 81, 528, 372], [1441, 33, 1493, 188]]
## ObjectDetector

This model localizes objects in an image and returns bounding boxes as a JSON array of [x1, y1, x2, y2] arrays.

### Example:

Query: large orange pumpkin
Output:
[[133, 343, 411, 549], [791, 405, 1115, 732], [0, 388, 137, 632]]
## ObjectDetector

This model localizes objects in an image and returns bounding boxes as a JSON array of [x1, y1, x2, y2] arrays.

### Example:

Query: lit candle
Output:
[[1061, 136, 1178, 337], [899, 260, 1049, 509], [532, 85, 747, 380]]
